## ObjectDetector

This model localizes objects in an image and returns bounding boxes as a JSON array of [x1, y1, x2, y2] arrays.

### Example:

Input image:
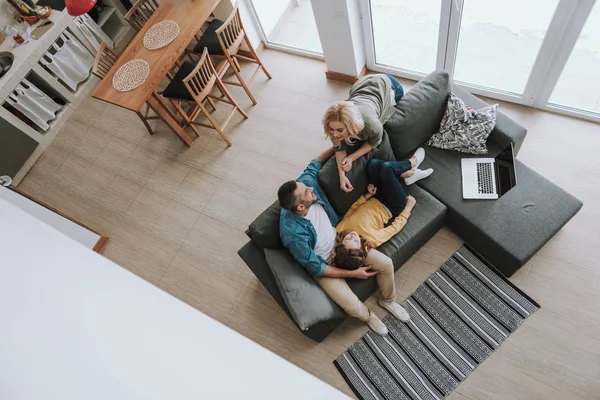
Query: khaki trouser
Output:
[[316, 249, 396, 322]]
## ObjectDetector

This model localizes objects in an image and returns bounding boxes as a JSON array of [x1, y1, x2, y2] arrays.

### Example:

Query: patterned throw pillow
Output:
[[427, 93, 497, 154]]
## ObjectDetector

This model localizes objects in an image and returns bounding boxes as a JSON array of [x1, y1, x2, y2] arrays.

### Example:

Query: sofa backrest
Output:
[[248, 200, 284, 250], [384, 70, 451, 160]]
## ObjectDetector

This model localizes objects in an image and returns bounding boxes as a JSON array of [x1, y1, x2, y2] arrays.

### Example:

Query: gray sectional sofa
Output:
[[238, 71, 583, 342]]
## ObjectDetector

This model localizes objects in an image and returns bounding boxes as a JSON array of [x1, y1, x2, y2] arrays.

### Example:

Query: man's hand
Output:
[[352, 265, 378, 279], [340, 175, 354, 192], [341, 156, 353, 172], [364, 183, 377, 200]]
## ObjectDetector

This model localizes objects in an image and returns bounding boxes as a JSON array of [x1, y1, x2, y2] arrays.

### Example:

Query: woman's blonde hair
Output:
[[322, 101, 365, 147]]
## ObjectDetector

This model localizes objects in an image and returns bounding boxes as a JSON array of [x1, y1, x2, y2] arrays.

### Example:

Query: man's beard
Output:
[[301, 196, 318, 209]]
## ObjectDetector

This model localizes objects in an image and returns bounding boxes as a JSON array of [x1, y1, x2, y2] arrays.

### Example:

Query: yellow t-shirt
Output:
[[336, 195, 411, 248]]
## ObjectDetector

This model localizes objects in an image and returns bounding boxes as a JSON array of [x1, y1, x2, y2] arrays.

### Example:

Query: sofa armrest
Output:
[[452, 85, 527, 155]]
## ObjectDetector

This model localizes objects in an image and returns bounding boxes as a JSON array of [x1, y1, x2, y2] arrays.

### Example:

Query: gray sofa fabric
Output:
[[417, 146, 583, 276], [318, 132, 396, 215], [248, 201, 284, 250], [264, 248, 346, 330], [378, 184, 447, 265], [384, 70, 451, 159], [238, 241, 346, 342]]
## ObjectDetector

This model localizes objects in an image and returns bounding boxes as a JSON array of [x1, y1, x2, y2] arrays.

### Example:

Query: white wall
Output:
[[310, 0, 365, 76], [0, 197, 349, 400], [0, 186, 100, 249]]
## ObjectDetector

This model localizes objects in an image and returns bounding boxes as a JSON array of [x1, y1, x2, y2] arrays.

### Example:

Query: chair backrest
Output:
[[124, 0, 160, 31], [182, 48, 217, 103], [92, 43, 119, 79], [215, 3, 245, 55]]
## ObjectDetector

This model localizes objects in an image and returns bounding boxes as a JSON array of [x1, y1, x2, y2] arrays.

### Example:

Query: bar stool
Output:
[[188, 3, 271, 105], [161, 48, 248, 147], [92, 43, 163, 135]]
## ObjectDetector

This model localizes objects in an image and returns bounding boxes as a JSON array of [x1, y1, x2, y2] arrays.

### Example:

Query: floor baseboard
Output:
[[325, 64, 368, 84]]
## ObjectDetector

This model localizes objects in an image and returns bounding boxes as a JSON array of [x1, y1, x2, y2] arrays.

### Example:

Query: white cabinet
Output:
[[0, 9, 131, 185]]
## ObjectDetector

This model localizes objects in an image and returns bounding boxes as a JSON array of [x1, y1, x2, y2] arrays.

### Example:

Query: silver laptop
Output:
[[461, 144, 517, 200]]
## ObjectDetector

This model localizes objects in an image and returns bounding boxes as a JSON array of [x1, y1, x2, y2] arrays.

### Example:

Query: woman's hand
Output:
[[340, 175, 354, 192], [341, 156, 353, 172], [364, 184, 377, 200]]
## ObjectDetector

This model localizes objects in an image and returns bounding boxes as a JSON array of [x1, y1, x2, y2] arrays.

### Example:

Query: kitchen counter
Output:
[[0, 9, 71, 89]]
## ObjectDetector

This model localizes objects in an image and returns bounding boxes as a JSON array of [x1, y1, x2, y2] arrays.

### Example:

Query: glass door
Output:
[[247, 0, 322, 56], [362, 0, 571, 106], [546, 2, 600, 115], [361, 0, 448, 78], [448, 0, 560, 98]]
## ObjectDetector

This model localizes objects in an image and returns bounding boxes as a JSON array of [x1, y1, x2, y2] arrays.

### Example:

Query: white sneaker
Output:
[[379, 299, 411, 322], [404, 168, 433, 186], [367, 312, 389, 335], [412, 147, 425, 169]]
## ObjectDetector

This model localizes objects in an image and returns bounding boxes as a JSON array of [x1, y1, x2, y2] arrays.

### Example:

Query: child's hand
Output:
[[365, 184, 377, 199]]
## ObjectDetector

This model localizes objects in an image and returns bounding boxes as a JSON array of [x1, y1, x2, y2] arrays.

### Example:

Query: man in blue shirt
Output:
[[277, 147, 410, 336]]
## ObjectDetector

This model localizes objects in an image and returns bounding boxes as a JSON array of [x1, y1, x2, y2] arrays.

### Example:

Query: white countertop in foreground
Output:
[[0, 197, 348, 400]]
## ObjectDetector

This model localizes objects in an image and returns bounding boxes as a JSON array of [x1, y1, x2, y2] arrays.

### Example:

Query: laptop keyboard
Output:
[[476, 163, 495, 194]]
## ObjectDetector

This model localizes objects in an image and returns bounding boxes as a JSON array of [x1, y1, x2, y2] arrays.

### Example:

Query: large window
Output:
[[248, 0, 322, 55], [360, 0, 600, 121], [370, 0, 442, 75], [549, 3, 600, 113], [452, 0, 559, 95]]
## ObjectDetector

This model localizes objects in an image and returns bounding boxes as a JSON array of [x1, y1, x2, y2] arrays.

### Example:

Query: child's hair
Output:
[[332, 230, 370, 270]]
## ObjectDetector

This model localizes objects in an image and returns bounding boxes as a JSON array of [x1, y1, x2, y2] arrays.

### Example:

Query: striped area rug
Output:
[[334, 245, 539, 400]]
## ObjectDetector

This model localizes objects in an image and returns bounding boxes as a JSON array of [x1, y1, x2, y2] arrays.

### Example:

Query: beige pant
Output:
[[316, 249, 397, 322]]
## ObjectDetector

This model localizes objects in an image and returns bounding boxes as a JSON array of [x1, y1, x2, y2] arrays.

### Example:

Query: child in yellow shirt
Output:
[[333, 150, 432, 269]]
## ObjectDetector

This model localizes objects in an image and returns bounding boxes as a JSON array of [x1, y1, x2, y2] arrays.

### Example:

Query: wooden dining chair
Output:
[[188, 3, 271, 105], [161, 48, 248, 147], [124, 0, 160, 31], [92, 42, 162, 136]]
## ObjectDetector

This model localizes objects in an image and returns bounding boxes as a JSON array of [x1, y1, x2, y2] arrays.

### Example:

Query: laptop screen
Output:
[[495, 143, 517, 197]]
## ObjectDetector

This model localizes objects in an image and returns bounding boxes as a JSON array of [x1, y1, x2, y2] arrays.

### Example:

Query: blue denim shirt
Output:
[[279, 159, 340, 277]]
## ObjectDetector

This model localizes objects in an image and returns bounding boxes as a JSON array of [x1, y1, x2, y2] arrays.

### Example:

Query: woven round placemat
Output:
[[144, 20, 180, 50], [112, 59, 150, 92]]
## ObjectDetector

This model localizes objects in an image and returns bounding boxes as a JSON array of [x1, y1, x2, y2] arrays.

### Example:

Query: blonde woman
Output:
[[323, 74, 404, 192]]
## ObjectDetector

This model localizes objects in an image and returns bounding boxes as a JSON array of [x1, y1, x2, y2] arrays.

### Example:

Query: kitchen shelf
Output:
[[98, 6, 117, 28]]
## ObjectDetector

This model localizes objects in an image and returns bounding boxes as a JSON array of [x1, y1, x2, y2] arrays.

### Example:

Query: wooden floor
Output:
[[19, 50, 600, 399]]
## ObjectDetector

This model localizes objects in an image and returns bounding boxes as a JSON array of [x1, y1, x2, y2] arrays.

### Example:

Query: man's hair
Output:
[[278, 180, 299, 211], [332, 230, 370, 270]]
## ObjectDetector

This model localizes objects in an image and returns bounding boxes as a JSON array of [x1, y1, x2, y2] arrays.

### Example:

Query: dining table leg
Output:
[[146, 92, 193, 146]]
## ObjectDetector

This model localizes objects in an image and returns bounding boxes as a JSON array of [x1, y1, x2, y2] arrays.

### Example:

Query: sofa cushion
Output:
[[248, 200, 284, 250], [452, 85, 527, 155], [318, 132, 395, 216], [427, 93, 497, 154], [417, 145, 583, 276], [378, 184, 447, 266], [385, 70, 451, 159], [264, 248, 346, 330]]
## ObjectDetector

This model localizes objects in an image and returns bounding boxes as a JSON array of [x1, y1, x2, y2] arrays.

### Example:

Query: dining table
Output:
[[91, 0, 222, 146]]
